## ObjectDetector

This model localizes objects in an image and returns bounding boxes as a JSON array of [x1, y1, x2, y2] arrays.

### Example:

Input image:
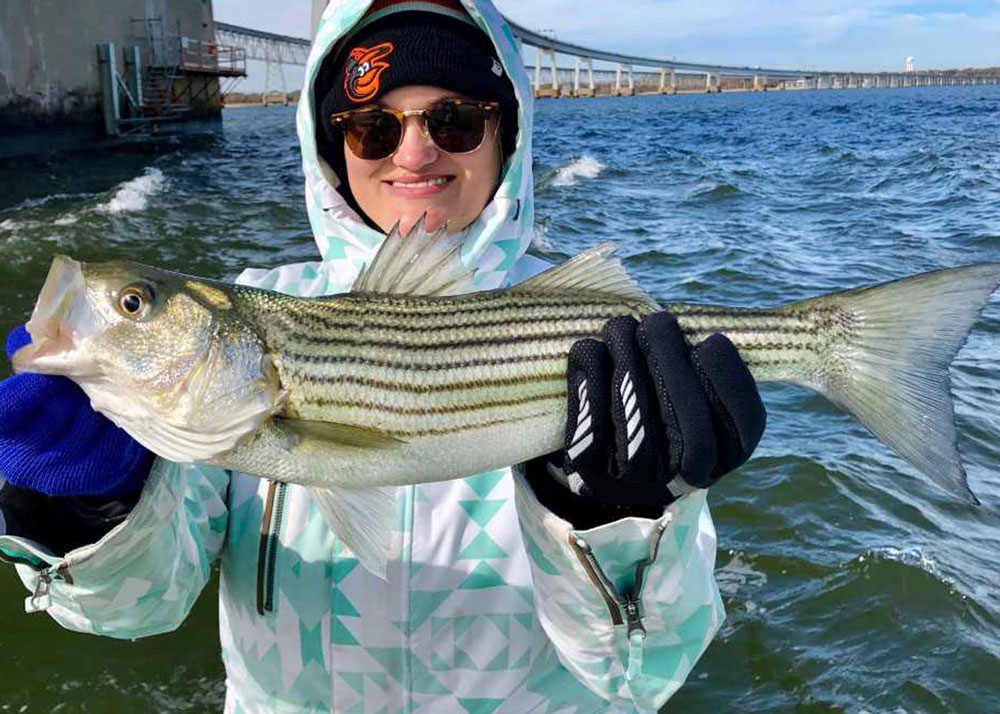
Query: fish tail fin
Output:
[[793, 263, 1000, 504]]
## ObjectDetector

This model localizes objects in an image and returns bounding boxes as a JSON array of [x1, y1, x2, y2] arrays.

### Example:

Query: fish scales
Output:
[[14, 244, 1000, 577], [248, 291, 650, 436], [239, 288, 844, 439]]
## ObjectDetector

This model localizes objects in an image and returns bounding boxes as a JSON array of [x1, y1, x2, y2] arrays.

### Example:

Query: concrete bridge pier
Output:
[[659, 68, 676, 94], [753, 74, 767, 91], [574, 57, 595, 97], [705, 72, 719, 93], [534, 48, 559, 98], [615, 63, 634, 96]]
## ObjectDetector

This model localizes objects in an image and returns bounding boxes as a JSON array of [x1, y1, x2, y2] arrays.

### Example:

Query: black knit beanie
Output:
[[313, 0, 519, 217]]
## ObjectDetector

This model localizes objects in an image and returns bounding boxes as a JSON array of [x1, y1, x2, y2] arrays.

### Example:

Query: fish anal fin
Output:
[[312, 485, 397, 579]]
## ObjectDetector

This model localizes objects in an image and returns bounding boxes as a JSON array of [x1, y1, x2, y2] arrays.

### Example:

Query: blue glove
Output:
[[527, 311, 766, 528], [0, 325, 154, 498]]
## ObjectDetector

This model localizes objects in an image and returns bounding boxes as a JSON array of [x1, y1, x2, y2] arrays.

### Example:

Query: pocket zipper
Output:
[[568, 515, 671, 681], [256, 481, 288, 615]]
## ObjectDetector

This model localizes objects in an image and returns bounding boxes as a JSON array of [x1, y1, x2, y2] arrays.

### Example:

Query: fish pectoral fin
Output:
[[279, 418, 406, 449], [311, 485, 398, 580]]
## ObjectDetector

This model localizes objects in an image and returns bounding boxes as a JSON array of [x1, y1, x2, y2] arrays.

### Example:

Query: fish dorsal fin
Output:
[[512, 243, 658, 307], [351, 215, 476, 297]]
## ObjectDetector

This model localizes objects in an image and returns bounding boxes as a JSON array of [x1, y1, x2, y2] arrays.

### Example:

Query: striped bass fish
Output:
[[12, 222, 1000, 575]]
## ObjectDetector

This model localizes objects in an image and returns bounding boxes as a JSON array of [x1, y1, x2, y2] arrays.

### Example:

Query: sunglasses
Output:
[[330, 100, 501, 161]]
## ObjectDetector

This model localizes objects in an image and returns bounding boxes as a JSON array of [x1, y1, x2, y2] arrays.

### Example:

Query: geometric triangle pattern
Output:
[[53, 236, 728, 713]]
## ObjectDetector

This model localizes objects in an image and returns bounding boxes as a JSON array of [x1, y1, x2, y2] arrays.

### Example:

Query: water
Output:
[[2, 87, 999, 712]]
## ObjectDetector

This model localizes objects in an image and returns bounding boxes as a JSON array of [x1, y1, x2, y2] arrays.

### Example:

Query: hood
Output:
[[297, 0, 534, 291]]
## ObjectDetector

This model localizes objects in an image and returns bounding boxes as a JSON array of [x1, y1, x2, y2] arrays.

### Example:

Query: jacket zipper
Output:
[[569, 534, 623, 625], [568, 516, 671, 681], [26, 563, 73, 614], [256, 481, 288, 615]]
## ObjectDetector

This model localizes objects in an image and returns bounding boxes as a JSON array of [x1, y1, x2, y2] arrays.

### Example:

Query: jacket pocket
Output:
[[256, 481, 288, 615]]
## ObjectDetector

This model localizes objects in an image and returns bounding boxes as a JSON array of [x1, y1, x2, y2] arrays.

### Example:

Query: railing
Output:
[[179, 37, 247, 75]]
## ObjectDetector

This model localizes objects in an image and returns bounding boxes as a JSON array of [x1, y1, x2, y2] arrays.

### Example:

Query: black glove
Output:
[[525, 311, 766, 528]]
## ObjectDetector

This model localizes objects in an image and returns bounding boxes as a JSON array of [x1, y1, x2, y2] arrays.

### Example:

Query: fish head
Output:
[[12, 255, 283, 463]]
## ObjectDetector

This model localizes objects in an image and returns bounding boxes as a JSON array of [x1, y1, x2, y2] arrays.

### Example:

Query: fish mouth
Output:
[[11, 255, 100, 376]]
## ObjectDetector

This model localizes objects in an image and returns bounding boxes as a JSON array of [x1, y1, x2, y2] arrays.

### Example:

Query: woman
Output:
[[0, 1, 765, 711]]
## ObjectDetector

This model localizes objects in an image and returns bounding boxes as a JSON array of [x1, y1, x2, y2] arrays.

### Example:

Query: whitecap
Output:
[[531, 223, 554, 250], [552, 154, 605, 187], [96, 167, 167, 214], [715, 550, 768, 596]]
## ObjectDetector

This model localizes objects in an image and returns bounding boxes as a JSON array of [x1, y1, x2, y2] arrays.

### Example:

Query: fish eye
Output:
[[117, 283, 154, 319]]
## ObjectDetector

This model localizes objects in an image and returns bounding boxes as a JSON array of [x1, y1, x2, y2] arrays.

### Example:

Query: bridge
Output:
[[215, 15, 1000, 102]]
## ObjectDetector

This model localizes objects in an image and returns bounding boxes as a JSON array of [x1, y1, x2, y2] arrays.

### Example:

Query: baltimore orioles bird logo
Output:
[[344, 42, 395, 103]]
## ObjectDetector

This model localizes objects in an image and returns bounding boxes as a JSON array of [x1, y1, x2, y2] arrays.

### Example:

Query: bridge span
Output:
[[215, 17, 1000, 101]]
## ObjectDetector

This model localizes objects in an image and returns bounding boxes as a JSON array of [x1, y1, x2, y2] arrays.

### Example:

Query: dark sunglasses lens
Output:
[[426, 102, 488, 153], [344, 111, 402, 160]]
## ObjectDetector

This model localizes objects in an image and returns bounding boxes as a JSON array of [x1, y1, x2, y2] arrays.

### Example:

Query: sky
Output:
[[213, 0, 1000, 92]]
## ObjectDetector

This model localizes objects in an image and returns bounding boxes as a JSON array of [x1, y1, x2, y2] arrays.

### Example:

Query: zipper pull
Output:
[[25, 571, 52, 613], [624, 596, 646, 681]]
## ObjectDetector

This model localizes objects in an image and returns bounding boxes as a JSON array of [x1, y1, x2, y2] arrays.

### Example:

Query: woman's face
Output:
[[343, 85, 503, 235]]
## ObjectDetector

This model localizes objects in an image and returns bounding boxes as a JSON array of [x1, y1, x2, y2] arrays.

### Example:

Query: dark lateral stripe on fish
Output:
[[684, 338, 820, 352], [272, 296, 627, 320], [272, 311, 625, 335], [299, 391, 567, 416], [279, 350, 568, 373], [291, 372, 565, 393], [283, 330, 600, 352], [322, 295, 637, 316], [276, 302, 633, 331], [678, 325, 823, 338]]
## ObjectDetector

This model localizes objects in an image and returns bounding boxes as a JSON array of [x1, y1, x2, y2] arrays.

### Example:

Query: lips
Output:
[[388, 176, 451, 188], [383, 175, 455, 196]]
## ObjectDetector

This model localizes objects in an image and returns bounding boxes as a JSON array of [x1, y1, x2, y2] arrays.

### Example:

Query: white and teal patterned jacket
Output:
[[0, 1, 724, 711]]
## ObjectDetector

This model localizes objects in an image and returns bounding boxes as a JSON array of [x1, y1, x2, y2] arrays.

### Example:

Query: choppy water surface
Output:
[[2, 87, 999, 712]]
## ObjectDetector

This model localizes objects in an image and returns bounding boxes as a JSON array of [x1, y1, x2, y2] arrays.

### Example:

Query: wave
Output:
[[11, 191, 94, 210], [96, 167, 166, 214], [531, 223, 554, 251], [551, 154, 605, 187], [688, 181, 743, 200]]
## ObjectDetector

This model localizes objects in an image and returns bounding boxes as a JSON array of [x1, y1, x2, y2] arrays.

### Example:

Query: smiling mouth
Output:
[[386, 176, 453, 188]]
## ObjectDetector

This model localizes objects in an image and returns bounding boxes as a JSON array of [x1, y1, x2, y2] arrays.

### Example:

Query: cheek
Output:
[[459, 141, 503, 201], [343, 143, 385, 199]]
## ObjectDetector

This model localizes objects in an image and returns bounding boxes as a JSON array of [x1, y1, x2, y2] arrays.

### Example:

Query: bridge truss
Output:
[[214, 17, 1000, 100]]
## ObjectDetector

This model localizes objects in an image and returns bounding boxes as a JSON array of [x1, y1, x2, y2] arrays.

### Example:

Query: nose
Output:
[[392, 116, 438, 172]]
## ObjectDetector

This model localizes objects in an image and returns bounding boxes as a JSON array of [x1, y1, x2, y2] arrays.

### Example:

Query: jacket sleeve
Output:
[[513, 468, 725, 711], [0, 458, 229, 639]]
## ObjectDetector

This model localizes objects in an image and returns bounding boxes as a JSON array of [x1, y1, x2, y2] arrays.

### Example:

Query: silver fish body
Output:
[[13, 224, 1000, 575]]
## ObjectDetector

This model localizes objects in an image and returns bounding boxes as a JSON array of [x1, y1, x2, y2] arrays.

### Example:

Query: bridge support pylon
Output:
[[534, 47, 559, 98], [659, 68, 676, 94], [574, 57, 595, 97]]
